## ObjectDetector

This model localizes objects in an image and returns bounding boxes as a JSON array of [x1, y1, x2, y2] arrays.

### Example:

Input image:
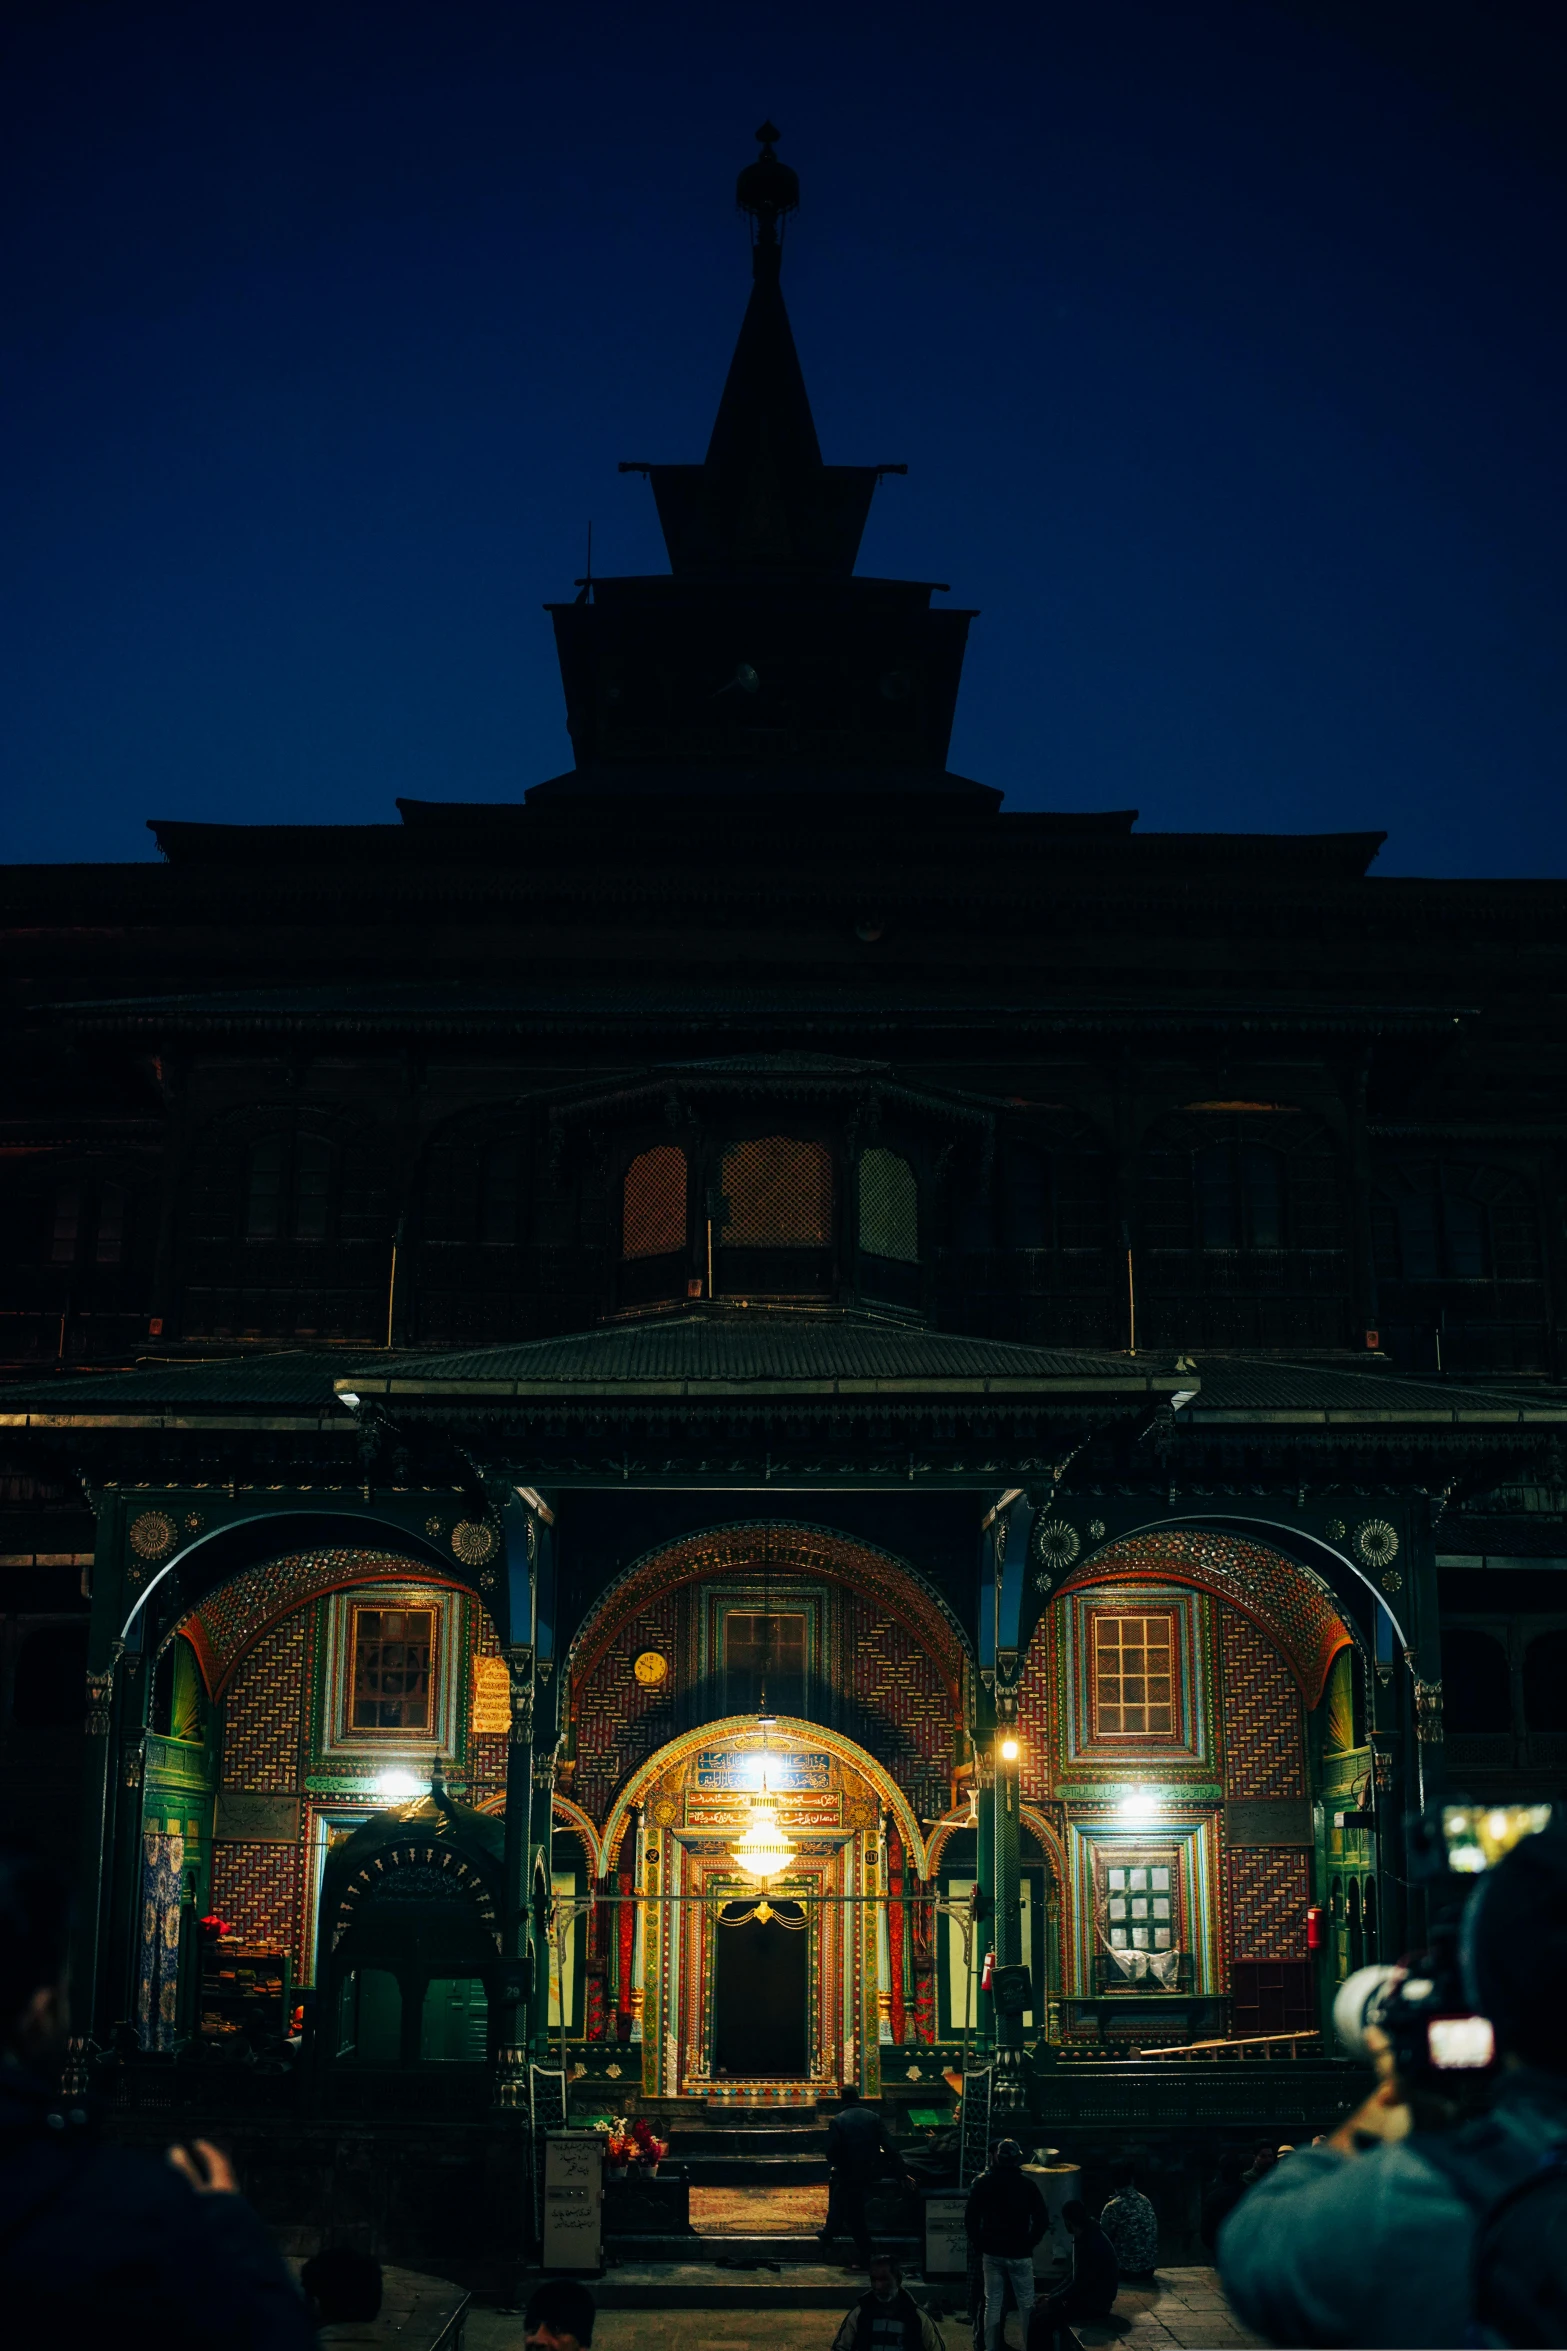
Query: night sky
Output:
[[3, 1, 1564, 875]]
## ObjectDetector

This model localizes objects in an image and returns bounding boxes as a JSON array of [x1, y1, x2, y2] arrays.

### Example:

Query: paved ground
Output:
[[1074, 2269, 1267, 2351], [469, 2265, 1264, 2350]]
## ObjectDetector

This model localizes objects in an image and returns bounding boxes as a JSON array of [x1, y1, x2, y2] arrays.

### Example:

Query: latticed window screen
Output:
[[1092, 1611, 1176, 1736], [623, 1146, 688, 1260], [351, 1607, 435, 1732], [720, 1138, 833, 1245], [857, 1149, 918, 1262], [1103, 1857, 1178, 1953]]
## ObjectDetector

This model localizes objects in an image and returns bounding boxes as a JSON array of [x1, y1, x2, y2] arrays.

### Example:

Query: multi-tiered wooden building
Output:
[[3, 129, 1567, 2263]]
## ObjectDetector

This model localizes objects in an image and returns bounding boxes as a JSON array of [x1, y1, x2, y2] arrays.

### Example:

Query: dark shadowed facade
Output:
[[3, 130, 1567, 2269]]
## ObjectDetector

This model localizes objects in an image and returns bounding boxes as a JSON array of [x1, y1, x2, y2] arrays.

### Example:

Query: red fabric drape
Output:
[[888, 1822, 907, 2046], [616, 1824, 636, 2043]]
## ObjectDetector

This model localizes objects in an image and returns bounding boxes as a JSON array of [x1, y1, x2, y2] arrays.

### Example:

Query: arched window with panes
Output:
[[182, 1114, 392, 1343], [1372, 1161, 1547, 1375], [939, 1120, 1116, 1347], [1137, 1110, 1349, 1350], [715, 1136, 834, 1298], [244, 1132, 335, 1244]]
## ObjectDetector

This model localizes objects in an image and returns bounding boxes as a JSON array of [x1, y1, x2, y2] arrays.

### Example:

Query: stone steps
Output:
[[597, 2250, 930, 2306]]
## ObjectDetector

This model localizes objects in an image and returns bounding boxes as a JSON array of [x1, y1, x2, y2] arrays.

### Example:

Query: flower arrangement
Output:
[[596, 2115, 667, 2178]]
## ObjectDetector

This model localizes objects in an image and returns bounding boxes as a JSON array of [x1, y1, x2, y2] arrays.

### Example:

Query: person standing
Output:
[[1029, 2201, 1119, 2349], [1097, 2165, 1158, 2277], [824, 2085, 913, 2270], [964, 2138, 1048, 2351]]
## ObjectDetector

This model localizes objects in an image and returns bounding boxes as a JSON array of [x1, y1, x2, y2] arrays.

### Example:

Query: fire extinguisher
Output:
[[1306, 1904, 1326, 1953], [981, 1950, 996, 1993]]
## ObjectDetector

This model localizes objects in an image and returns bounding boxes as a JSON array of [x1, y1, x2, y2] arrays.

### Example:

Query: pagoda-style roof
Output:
[[5, 1328, 1567, 1435], [334, 1311, 1190, 1403]]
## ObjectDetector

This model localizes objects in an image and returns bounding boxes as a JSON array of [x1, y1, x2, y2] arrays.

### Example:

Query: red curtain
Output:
[[888, 1822, 907, 2046]]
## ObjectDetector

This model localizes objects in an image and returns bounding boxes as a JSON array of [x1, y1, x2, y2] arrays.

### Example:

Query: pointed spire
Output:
[[625, 126, 890, 578]]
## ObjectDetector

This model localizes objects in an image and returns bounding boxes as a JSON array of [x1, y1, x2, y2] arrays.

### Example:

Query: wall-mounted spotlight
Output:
[[1118, 1786, 1160, 1821]]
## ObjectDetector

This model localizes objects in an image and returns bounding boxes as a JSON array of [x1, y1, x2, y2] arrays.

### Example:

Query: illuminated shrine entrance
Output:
[[712, 1901, 808, 2077], [614, 1719, 921, 2101]]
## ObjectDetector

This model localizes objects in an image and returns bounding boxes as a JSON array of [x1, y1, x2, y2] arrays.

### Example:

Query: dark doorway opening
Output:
[[712, 1903, 808, 2076]]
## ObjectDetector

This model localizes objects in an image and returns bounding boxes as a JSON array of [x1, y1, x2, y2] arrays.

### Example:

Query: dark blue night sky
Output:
[[3, 1, 1564, 874]]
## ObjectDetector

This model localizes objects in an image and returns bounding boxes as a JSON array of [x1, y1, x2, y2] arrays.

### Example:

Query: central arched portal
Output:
[[712, 1899, 809, 2077], [604, 1718, 929, 2103]]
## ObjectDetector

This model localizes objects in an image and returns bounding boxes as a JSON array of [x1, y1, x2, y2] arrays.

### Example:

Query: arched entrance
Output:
[[605, 1718, 928, 2104]]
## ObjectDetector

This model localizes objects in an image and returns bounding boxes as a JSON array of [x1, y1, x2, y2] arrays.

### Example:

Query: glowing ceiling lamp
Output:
[[376, 1769, 423, 1802], [730, 1669, 795, 1883], [730, 1776, 797, 1881]]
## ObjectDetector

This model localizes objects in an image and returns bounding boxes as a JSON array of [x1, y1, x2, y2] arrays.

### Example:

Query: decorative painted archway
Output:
[[608, 1717, 933, 2104], [1051, 1525, 1353, 1704], [170, 1546, 478, 1698], [566, 1520, 971, 1705]]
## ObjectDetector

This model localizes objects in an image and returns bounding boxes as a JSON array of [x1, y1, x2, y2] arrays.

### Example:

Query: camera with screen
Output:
[[1333, 1802, 1556, 2116]]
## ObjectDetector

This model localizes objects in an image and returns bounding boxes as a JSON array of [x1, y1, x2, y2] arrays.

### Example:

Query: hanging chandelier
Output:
[[729, 1671, 795, 1883], [730, 1774, 796, 1881]]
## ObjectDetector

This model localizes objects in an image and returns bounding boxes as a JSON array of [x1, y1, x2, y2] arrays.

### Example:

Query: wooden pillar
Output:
[[1342, 1046, 1380, 1349]]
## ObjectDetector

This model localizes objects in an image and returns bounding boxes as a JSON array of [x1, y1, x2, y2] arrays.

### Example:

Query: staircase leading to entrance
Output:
[[673, 2105, 830, 2187], [601, 2098, 922, 2280]]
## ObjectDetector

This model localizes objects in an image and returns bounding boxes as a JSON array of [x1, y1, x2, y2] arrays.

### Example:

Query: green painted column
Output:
[[71, 1490, 126, 2040], [526, 1515, 561, 2063], [973, 1717, 996, 2060], [991, 1718, 1027, 2115]]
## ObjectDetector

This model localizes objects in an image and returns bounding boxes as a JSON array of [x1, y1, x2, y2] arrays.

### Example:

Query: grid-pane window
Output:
[[720, 1138, 832, 1245], [724, 1610, 807, 1714], [95, 1182, 126, 1264], [1106, 1860, 1176, 1952], [858, 1149, 917, 1262], [293, 1136, 332, 1243], [246, 1137, 284, 1241], [479, 1144, 521, 1247], [623, 1146, 688, 1259], [351, 1607, 435, 1732], [50, 1187, 81, 1264], [1092, 1612, 1175, 1737]]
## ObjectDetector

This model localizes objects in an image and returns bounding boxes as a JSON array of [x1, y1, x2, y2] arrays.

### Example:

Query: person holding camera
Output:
[[1218, 1822, 1567, 2349]]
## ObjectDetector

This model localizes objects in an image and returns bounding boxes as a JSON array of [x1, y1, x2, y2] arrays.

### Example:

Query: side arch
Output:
[[1050, 1523, 1354, 1705], [167, 1542, 481, 1698]]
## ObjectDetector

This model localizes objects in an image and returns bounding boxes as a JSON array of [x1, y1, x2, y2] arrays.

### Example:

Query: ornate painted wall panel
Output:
[[1221, 1608, 1307, 1798], [220, 1617, 307, 1788], [1228, 1847, 1311, 1961]]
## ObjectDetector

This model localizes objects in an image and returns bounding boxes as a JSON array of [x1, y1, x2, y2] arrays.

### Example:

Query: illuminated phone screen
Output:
[[1428, 2015, 1495, 2071]]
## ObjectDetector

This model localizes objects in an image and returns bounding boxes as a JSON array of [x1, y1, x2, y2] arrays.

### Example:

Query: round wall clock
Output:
[[633, 1650, 669, 1688]]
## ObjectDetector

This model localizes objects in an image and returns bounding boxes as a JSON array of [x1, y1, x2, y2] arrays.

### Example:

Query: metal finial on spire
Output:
[[736, 121, 799, 252]]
